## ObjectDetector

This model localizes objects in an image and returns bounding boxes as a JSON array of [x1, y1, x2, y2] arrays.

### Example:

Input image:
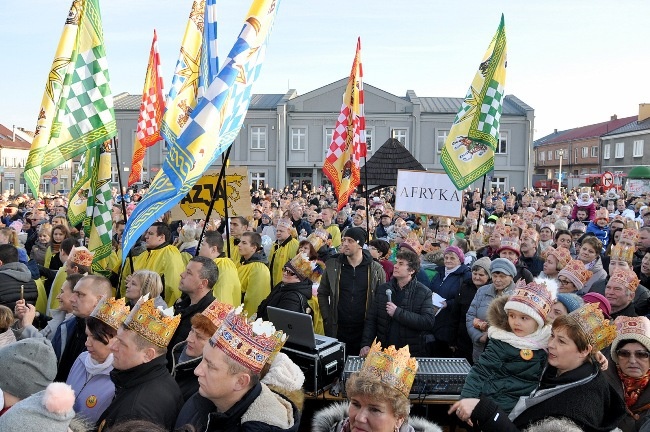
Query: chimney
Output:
[[610, 115, 617, 121], [12, 125, 15, 142], [639, 103, 650, 122], [554, 129, 558, 133]]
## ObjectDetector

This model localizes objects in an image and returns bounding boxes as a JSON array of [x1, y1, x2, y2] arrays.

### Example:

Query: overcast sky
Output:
[[3, 0, 649, 140]]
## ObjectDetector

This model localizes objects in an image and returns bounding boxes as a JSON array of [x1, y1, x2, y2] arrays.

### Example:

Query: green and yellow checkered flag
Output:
[[25, 0, 116, 197], [441, 14, 507, 190], [85, 141, 113, 276]]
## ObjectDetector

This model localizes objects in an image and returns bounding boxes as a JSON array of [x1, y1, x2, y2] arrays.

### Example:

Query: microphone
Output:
[[386, 288, 392, 303]]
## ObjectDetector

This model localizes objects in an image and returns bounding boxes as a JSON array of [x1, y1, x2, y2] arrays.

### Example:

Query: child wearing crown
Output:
[[460, 278, 557, 413]]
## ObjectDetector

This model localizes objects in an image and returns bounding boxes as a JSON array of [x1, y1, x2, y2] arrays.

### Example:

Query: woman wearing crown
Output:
[[312, 341, 442, 432], [450, 303, 626, 431]]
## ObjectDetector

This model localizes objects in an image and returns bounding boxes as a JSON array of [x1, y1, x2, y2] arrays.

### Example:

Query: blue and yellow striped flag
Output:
[[122, 0, 281, 261], [441, 15, 507, 190], [25, 0, 116, 197]]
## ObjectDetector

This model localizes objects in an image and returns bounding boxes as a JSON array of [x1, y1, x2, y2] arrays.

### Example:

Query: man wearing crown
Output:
[[115, 222, 185, 306], [97, 296, 184, 432], [603, 268, 641, 320], [175, 308, 300, 431]]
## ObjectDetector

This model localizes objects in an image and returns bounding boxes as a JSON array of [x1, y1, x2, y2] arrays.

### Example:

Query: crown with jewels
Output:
[[361, 339, 418, 397], [558, 259, 593, 287], [276, 218, 293, 231], [609, 268, 640, 293], [307, 229, 329, 251], [287, 253, 325, 282], [611, 316, 650, 363], [90, 296, 130, 330], [610, 244, 635, 264], [210, 306, 286, 374], [542, 246, 572, 268], [201, 299, 234, 329], [69, 246, 94, 268], [123, 295, 181, 348], [498, 236, 520, 253], [521, 228, 539, 242], [514, 218, 528, 232], [508, 278, 557, 322], [567, 303, 617, 352], [620, 228, 640, 245]]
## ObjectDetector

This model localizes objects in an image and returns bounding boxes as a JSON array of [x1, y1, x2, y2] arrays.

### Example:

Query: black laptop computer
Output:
[[267, 306, 338, 351]]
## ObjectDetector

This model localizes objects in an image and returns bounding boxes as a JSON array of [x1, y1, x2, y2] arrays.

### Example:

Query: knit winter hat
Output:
[[343, 227, 366, 247], [582, 292, 612, 318], [0, 383, 75, 432], [505, 278, 558, 328], [444, 246, 465, 264], [0, 339, 57, 400], [556, 293, 584, 314], [611, 316, 650, 364], [557, 260, 593, 291], [472, 257, 492, 278], [490, 257, 517, 278]]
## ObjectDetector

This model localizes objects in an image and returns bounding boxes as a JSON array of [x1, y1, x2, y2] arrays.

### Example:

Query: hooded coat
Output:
[[0, 261, 38, 310], [238, 252, 272, 317]]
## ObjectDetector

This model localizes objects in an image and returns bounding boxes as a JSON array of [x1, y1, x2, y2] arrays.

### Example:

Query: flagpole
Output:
[[363, 155, 370, 243], [112, 137, 135, 276], [475, 174, 488, 233], [222, 150, 232, 257], [196, 144, 233, 256]]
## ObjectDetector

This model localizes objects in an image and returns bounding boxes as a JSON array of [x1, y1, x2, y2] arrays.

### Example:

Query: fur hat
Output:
[[611, 316, 650, 364], [444, 246, 464, 264], [343, 227, 366, 247], [472, 257, 492, 278], [0, 339, 57, 400], [505, 278, 558, 328], [556, 293, 584, 314], [582, 292, 612, 317], [0, 383, 75, 432], [490, 257, 516, 277], [557, 260, 592, 291]]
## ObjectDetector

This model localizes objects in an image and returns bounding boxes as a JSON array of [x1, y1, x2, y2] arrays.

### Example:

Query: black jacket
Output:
[[0, 262, 38, 310], [257, 279, 312, 321], [519, 254, 543, 277], [470, 362, 626, 432], [450, 278, 481, 362], [167, 291, 216, 370], [97, 355, 184, 432], [429, 265, 472, 344], [171, 341, 201, 402], [361, 277, 435, 356]]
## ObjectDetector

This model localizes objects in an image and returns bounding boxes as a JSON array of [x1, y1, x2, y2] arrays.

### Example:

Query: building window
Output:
[[591, 146, 598, 158], [633, 140, 644, 157], [490, 176, 507, 193], [555, 150, 560, 159], [563, 149, 568, 159], [539, 151, 545, 162], [291, 127, 306, 151], [496, 131, 508, 154], [250, 126, 267, 150], [365, 128, 373, 153], [111, 165, 118, 183], [391, 128, 408, 147], [590, 168, 599, 174], [324, 128, 334, 156], [615, 142, 624, 158], [581, 147, 588, 158], [436, 129, 448, 154], [249, 172, 266, 190], [603, 144, 610, 159], [547, 150, 552, 161]]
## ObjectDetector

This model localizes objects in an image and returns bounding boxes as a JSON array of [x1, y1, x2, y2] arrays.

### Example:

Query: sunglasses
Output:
[[282, 267, 296, 277], [617, 349, 650, 360]]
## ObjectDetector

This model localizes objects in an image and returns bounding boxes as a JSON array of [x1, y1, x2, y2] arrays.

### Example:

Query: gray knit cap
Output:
[[0, 338, 57, 399], [0, 383, 75, 432], [472, 257, 493, 278]]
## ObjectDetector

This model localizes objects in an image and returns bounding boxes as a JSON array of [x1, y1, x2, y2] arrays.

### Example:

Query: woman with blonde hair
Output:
[[124, 270, 167, 308], [0, 227, 30, 264]]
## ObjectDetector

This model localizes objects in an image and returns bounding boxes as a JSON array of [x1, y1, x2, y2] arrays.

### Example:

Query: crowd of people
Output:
[[0, 182, 650, 431]]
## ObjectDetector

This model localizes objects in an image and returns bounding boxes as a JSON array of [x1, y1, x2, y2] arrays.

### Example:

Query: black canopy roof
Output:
[[360, 138, 425, 192]]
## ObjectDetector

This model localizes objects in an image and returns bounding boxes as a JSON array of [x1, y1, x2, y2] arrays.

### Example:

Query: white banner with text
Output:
[[395, 170, 463, 217]]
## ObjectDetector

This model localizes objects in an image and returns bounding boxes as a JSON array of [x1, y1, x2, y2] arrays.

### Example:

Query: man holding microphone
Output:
[[360, 248, 436, 357]]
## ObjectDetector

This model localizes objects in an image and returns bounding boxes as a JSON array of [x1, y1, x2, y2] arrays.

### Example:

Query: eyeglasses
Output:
[[617, 349, 650, 360], [282, 268, 296, 276], [558, 277, 572, 285]]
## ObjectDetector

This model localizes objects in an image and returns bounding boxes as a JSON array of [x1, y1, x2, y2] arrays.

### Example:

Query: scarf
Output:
[[488, 324, 551, 351], [617, 365, 650, 408], [585, 258, 597, 271], [444, 265, 460, 280], [83, 351, 114, 376], [51, 240, 61, 254]]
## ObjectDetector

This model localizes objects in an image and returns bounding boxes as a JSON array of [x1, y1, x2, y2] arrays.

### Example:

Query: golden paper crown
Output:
[[469, 232, 485, 250], [201, 299, 234, 329], [90, 296, 130, 330], [521, 228, 539, 242], [307, 229, 329, 251], [400, 236, 423, 255], [362, 340, 418, 397], [595, 208, 609, 221], [620, 228, 640, 245], [543, 246, 572, 268], [287, 253, 325, 282], [609, 268, 640, 293], [210, 306, 286, 374], [493, 224, 509, 237], [567, 303, 617, 352], [276, 218, 293, 231], [610, 244, 635, 264], [124, 296, 181, 348], [70, 246, 94, 268], [514, 219, 528, 232]]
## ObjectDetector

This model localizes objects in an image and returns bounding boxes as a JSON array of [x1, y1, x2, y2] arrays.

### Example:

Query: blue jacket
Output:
[[586, 221, 609, 249]]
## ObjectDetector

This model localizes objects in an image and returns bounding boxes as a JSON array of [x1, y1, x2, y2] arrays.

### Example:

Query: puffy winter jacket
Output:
[[0, 262, 38, 310]]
